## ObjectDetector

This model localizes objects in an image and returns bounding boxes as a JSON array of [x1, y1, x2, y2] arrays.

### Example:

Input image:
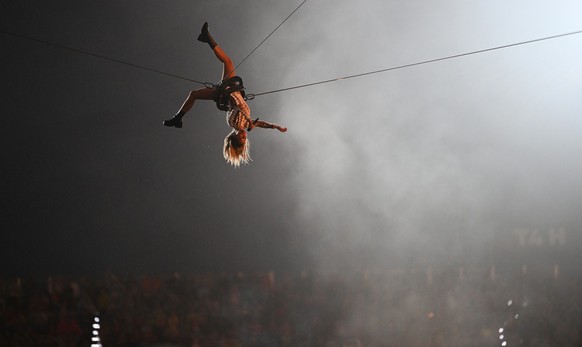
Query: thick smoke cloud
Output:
[[251, 0, 582, 271], [1, 0, 580, 277]]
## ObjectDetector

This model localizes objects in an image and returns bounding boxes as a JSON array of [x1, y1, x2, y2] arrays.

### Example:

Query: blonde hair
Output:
[[223, 130, 251, 167]]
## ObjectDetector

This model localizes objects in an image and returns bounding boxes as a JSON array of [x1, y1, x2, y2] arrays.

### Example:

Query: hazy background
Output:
[[2, 0, 582, 276]]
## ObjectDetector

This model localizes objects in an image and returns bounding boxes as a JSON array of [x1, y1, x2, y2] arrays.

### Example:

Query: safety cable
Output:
[[3, 28, 582, 98], [0, 29, 208, 85], [226, 0, 309, 80], [0, 0, 309, 87], [247, 29, 582, 98]]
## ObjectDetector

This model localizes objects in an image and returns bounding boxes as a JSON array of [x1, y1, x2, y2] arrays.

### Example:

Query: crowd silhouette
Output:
[[1, 265, 580, 346]]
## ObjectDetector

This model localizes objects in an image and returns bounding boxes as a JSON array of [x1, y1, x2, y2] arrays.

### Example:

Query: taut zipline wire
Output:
[[0, 0, 309, 87], [228, 0, 309, 79], [2, 28, 582, 97], [0, 29, 207, 85], [248, 29, 582, 98]]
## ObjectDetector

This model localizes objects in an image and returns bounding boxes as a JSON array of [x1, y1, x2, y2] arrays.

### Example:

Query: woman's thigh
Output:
[[190, 87, 218, 100]]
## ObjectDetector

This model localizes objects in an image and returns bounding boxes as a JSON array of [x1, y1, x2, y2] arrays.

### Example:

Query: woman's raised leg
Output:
[[163, 23, 236, 129], [197, 22, 237, 81]]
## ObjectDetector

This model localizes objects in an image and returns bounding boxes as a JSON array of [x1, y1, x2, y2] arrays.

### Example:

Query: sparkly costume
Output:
[[226, 91, 281, 131]]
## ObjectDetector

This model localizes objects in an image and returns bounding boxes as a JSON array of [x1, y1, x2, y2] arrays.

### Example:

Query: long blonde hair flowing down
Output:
[[223, 130, 251, 167]]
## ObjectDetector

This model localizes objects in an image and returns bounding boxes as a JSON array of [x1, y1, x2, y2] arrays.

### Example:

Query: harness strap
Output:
[[215, 76, 246, 111]]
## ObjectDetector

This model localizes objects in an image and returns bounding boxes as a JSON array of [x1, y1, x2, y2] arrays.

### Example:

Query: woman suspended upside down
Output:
[[163, 22, 287, 167]]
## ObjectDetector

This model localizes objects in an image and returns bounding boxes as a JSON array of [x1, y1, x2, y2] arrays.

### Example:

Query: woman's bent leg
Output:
[[163, 87, 217, 128], [177, 87, 217, 114]]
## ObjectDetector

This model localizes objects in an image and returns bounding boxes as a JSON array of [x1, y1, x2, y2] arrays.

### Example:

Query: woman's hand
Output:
[[247, 118, 259, 131]]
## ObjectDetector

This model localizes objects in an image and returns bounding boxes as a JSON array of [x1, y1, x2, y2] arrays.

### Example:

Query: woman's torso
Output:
[[226, 91, 251, 130]]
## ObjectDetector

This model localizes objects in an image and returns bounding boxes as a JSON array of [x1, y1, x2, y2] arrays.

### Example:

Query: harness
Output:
[[214, 76, 246, 111]]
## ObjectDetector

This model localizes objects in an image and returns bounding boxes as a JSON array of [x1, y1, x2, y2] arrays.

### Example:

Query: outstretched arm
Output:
[[250, 118, 287, 132]]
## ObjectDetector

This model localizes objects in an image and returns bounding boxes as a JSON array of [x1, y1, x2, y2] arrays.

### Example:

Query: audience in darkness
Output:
[[1, 266, 580, 346]]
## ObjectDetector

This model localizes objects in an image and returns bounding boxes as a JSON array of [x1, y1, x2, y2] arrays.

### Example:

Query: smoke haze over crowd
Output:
[[2, 0, 582, 275]]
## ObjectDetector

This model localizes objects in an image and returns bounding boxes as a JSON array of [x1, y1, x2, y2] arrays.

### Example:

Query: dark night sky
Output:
[[2, 0, 582, 276]]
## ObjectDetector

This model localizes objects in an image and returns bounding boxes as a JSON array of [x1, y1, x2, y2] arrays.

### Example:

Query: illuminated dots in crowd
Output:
[[507, 299, 513, 306], [498, 328, 504, 333], [499, 335, 504, 340], [501, 341, 507, 346], [514, 314, 520, 319], [91, 314, 102, 347]]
